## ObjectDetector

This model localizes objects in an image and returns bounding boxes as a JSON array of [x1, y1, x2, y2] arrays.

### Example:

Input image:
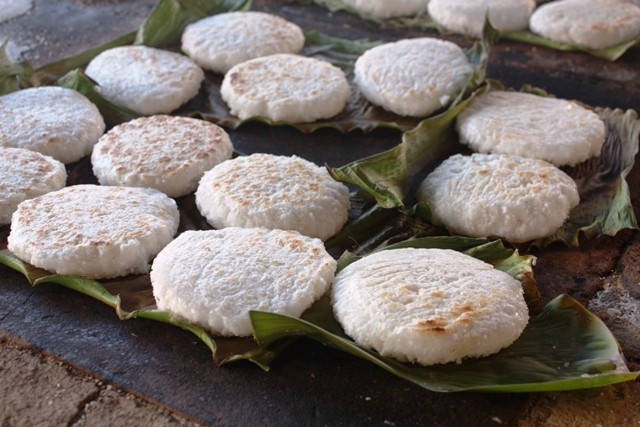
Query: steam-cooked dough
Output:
[[428, 0, 536, 37], [0, 147, 66, 225], [332, 248, 529, 365], [529, 0, 640, 50], [220, 54, 350, 123], [195, 153, 350, 241], [416, 154, 580, 243], [8, 185, 179, 279], [0, 86, 105, 164], [182, 11, 305, 74], [92, 115, 233, 198], [151, 228, 336, 337], [85, 45, 204, 115], [354, 38, 473, 117], [456, 91, 605, 166]]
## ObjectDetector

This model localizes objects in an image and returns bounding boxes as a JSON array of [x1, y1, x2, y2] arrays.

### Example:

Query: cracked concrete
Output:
[[0, 329, 203, 427]]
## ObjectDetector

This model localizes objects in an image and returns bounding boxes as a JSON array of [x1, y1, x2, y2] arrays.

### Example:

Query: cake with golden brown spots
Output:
[[7, 185, 179, 279], [0, 147, 67, 225], [91, 115, 233, 197], [195, 153, 350, 241], [220, 54, 350, 123], [331, 248, 529, 365]]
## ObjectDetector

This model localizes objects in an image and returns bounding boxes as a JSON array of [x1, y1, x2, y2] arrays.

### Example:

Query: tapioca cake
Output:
[[331, 248, 529, 366], [7, 185, 180, 279], [181, 11, 305, 74], [416, 153, 580, 243], [91, 115, 233, 198], [85, 45, 204, 115], [150, 228, 336, 337], [0, 147, 66, 225], [427, 0, 536, 37], [195, 153, 350, 241], [0, 86, 105, 164], [220, 54, 350, 123], [353, 38, 473, 117], [529, 0, 640, 50], [456, 91, 605, 167], [341, 0, 430, 18]]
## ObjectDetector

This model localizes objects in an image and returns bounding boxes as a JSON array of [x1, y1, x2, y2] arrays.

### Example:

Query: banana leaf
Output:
[[501, 30, 640, 62], [250, 238, 636, 392], [251, 294, 638, 392], [56, 69, 140, 128], [329, 82, 640, 247], [190, 23, 496, 133], [0, 247, 287, 371], [0, 40, 33, 95]]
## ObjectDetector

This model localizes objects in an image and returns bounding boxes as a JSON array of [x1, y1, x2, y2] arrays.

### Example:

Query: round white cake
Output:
[[85, 45, 204, 115], [151, 228, 336, 337], [195, 153, 350, 241], [91, 115, 233, 198], [529, 0, 640, 50], [456, 91, 605, 166], [416, 153, 580, 243], [220, 54, 350, 123], [428, 0, 536, 37], [8, 185, 180, 279], [0, 147, 67, 225], [342, 0, 430, 18], [332, 248, 529, 366], [354, 38, 473, 117], [182, 11, 305, 74], [0, 86, 105, 164]]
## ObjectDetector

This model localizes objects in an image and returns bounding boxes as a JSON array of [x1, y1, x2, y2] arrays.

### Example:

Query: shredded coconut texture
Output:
[[85, 46, 204, 115], [354, 38, 473, 117], [195, 153, 350, 241], [0, 86, 105, 164], [151, 228, 336, 337], [8, 185, 179, 279], [529, 0, 640, 50], [92, 115, 233, 197], [220, 54, 350, 123], [332, 248, 529, 366], [0, 147, 66, 225], [342, 0, 430, 18], [182, 11, 304, 74], [456, 91, 605, 166], [417, 154, 580, 243]]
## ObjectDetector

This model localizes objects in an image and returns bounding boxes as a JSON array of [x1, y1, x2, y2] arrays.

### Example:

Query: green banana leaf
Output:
[[190, 22, 496, 133], [329, 82, 640, 247], [501, 30, 640, 62], [251, 294, 638, 392], [250, 238, 636, 392], [0, 41, 33, 95], [56, 69, 140, 128], [0, 247, 286, 371]]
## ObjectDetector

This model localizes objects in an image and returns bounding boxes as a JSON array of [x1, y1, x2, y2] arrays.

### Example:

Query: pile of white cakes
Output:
[[2, 4, 627, 370]]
